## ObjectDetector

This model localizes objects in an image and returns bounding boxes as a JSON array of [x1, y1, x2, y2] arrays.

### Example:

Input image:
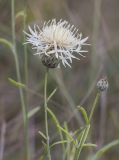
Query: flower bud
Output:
[[97, 78, 109, 91], [41, 54, 59, 68]]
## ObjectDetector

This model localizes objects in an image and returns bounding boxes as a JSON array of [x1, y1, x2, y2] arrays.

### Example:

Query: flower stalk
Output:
[[44, 68, 51, 160], [89, 92, 100, 122], [74, 92, 100, 160]]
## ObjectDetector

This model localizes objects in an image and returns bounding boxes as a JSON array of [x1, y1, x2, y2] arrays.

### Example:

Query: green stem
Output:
[[11, 0, 29, 159], [23, 3, 28, 85], [44, 69, 51, 160], [23, 2, 30, 159], [89, 93, 100, 122], [75, 93, 100, 160], [75, 125, 90, 160]]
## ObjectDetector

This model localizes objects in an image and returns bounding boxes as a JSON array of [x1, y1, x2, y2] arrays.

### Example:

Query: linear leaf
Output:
[[89, 93, 100, 122], [57, 125, 74, 142], [47, 107, 59, 125], [38, 131, 47, 140], [50, 140, 69, 148], [83, 143, 97, 148], [74, 126, 86, 137], [47, 88, 57, 102], [8, 78, 25, 88], [28, 106, 41, 118], [91, 140, 119, 160], [77, 106, 89, 124], [15, 10, 26, 19], [42, 141, 47, 151], [47, 107, 65, 151], [0, 38, 13, 51]]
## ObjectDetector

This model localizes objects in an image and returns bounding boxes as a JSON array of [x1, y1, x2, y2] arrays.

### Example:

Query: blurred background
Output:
[[0, 0, 119, 160]]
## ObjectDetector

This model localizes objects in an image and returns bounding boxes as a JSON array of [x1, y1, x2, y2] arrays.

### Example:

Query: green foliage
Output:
[[89, 93, 100, 122], [50, 140, 69, 149], [15, 10, 26, 19], [47, 88, 57, 102], [28, 106, 41, 118], [83, 143, 97, 148], [77, 106, 89, 124], [91, 140, 119, 160], [38, 131, 47, 140], [47, 107, 59, 126], [57, 124, 74, 142], [8, 78, 26, 88], [0, 38, 13, 51]]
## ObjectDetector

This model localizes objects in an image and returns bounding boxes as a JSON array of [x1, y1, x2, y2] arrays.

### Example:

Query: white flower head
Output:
[[24, 19, 89, 68]]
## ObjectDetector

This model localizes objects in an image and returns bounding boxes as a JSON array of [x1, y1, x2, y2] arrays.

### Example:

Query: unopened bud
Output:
[[97, 78, 109, 91], [41, 54, 59, 68]]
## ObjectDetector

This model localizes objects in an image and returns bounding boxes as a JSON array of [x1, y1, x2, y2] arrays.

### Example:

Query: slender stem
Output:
[[44, 69, 51, 160], [87, 92, 100, 157], [23, 2, 30, 159], [75, 93, 100, 160], [75, 125, 90, 160], [23, 3, 28, 85], [89, 93, 100, 122], [63, 123, 71, 160], [11, 0, 29, 159]]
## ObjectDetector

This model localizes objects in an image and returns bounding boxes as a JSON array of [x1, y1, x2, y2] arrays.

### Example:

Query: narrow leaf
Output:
[[47, 107, 65, 151], [77, 125, 90, 148], [15, 10, 26, 19], [57, 125, 74, 142], [47, 107, 59, 126], [92, 140, 119, 160], [89, 93, 100, 122], [42, 141, 47, 151], [74, 126, 87, 137], [47, 88, 57, 102], [50, 140, 69, 148], [0, 38, 13, 51], [8, 78, 25, 88], [38, 131, 47, 140], [77, 106, 89, 124], [83, 143, 97, 148], [28, 106, 41, 118]]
